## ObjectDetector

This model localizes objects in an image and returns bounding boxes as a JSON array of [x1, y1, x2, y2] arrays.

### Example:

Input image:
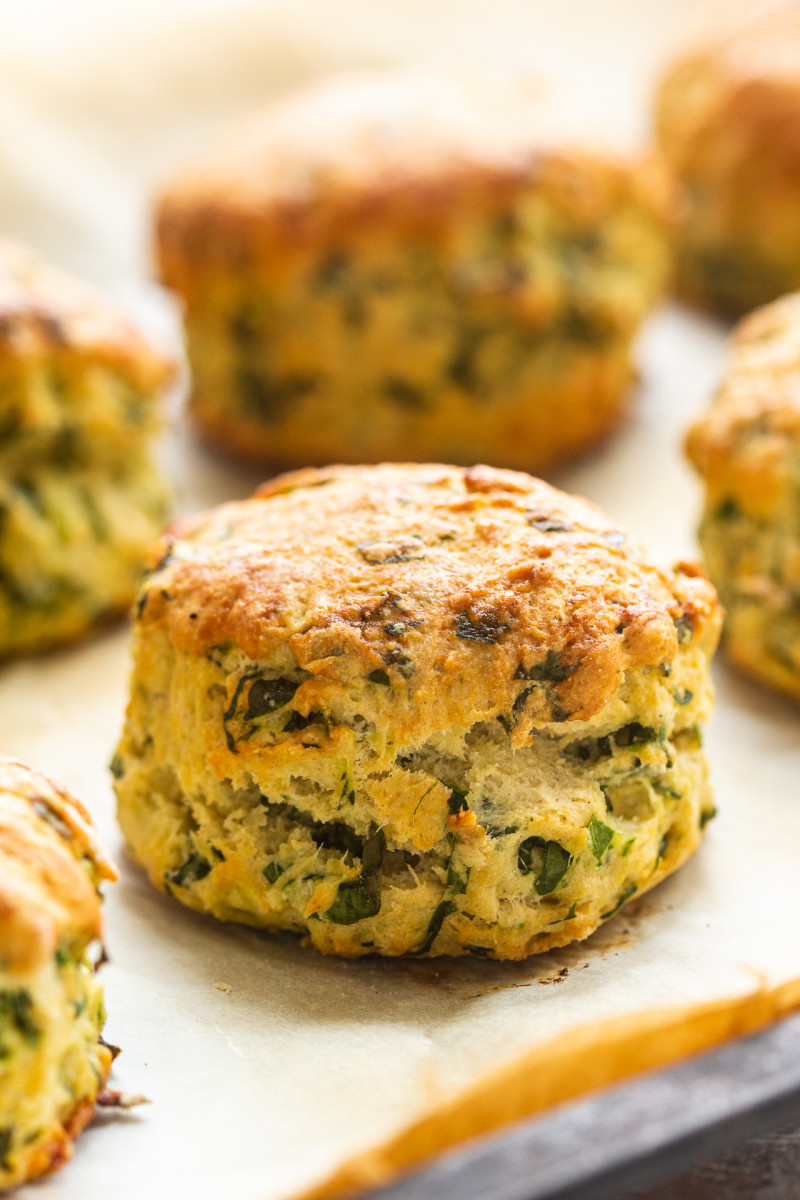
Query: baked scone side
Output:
[[155, 72, 674, 275], [114, 464, 721, 958], [0, 955, 111, 1190], [114, 641, 715, 959], [165, 175, 668, 469], [0, 239, 173, 468], [0, 456, 170, 658], [0, 239, 173, 383], [0, 758, 116, 1189], [156, 73, 673, 470], [0, 354, 165, 475], [0, 241, 175, 658], [656, 13, 800, 316], [687, 293, 800, 699]]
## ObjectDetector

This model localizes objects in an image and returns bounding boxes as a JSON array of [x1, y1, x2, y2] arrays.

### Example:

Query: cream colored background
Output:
[[0, 3, 798, 1199]]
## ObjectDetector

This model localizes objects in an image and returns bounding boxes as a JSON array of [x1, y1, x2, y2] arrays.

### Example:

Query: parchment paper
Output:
[[0, 4, 799, 1200]]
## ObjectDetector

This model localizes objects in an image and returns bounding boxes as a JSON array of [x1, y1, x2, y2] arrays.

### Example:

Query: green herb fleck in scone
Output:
[[0, 757, 117, 1190], [156, 71, 673, 472], [687, 292, 800, 701], [114, 463, 721, 960], [0, 239, 174, 656]]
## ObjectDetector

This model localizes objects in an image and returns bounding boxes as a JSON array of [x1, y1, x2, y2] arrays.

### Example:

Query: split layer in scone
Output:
[[687, 292, 800, 701], [157, 71, 673, 471], [0, 239, 173, 656], [0, 757, 116, 1191], [114, 463, 721, 959]]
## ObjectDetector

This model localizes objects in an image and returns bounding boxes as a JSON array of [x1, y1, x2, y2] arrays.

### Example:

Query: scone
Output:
[[656, 7, 800, 316], [156, 71, 673, 472], [0, 756, 116, 1189], [113, 463, 721, 960], [687, 292, 800, 700], [0, 240, 174, 656]]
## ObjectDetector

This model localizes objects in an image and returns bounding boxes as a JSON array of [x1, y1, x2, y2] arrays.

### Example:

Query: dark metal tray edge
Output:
[[361, 1009, 800, 1200]]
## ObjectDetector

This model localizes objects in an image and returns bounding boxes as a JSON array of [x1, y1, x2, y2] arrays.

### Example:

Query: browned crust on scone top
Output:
[[156, 71, 673, 283], [0, 239, 175, 393], [687, 292, 800, 485], [0, 757, 117, 975], [137, 464, 720, 740], [656, 7, 800, 172]]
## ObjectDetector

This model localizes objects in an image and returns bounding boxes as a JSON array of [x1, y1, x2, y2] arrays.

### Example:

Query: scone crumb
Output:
[[96, 1089, 149, 1109], [214, 981, 233, 994]]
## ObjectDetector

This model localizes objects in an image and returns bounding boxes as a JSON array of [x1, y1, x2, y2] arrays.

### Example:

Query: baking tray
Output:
[[360, 1009, 800, 1200]]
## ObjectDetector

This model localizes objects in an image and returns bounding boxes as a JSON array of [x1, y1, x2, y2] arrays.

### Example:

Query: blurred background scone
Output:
[[687, 291, 800, 701], [0, 240, 174, 657], [113, 463, 721, 960], [656, 6, 800, 317], [0, 756, 116, 1190], [156, 71, 673, 472]]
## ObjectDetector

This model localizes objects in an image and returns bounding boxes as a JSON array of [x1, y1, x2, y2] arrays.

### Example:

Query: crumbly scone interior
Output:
[[115, 629, 715, 960]]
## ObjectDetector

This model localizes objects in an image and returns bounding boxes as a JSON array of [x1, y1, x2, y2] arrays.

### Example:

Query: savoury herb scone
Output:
[[0, 240, 174, 656], [156, 71, 673, 472], [0, 756, 116, 1190], [656, 7, 800, 316], [114, 463, 721, 960], [687, 291, 800, 700]]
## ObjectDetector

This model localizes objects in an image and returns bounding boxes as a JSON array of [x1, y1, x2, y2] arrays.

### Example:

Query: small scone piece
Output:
[[156, 71, 672, 471], [687, 292, 800, 700], [114, 463, 721, 959], [0, 240, 174, 656], [0, 756, 116, 1189], [656, 7, 800, 316]]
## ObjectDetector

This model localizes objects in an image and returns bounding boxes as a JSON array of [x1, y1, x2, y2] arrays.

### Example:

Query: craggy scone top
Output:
[[157, 70, 672, 280], [687, 292, 800, 507], [138, 463, 720, 745], [0, 239, 173, 394], [657, 6, 800, 169], [0, 757, 116, 976]]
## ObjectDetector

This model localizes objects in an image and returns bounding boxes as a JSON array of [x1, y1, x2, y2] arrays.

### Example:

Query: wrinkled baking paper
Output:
[[1, 4, 798, 1200]]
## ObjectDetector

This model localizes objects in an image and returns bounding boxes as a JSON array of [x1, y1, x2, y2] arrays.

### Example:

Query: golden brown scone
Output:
[[156, 70, 672, 472], [0, 239, 174, 657], [687, 291, 800, 700], [656, 6, 800, 316], [0, 756, 117, 1190], [114, 463, 721, 960]]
